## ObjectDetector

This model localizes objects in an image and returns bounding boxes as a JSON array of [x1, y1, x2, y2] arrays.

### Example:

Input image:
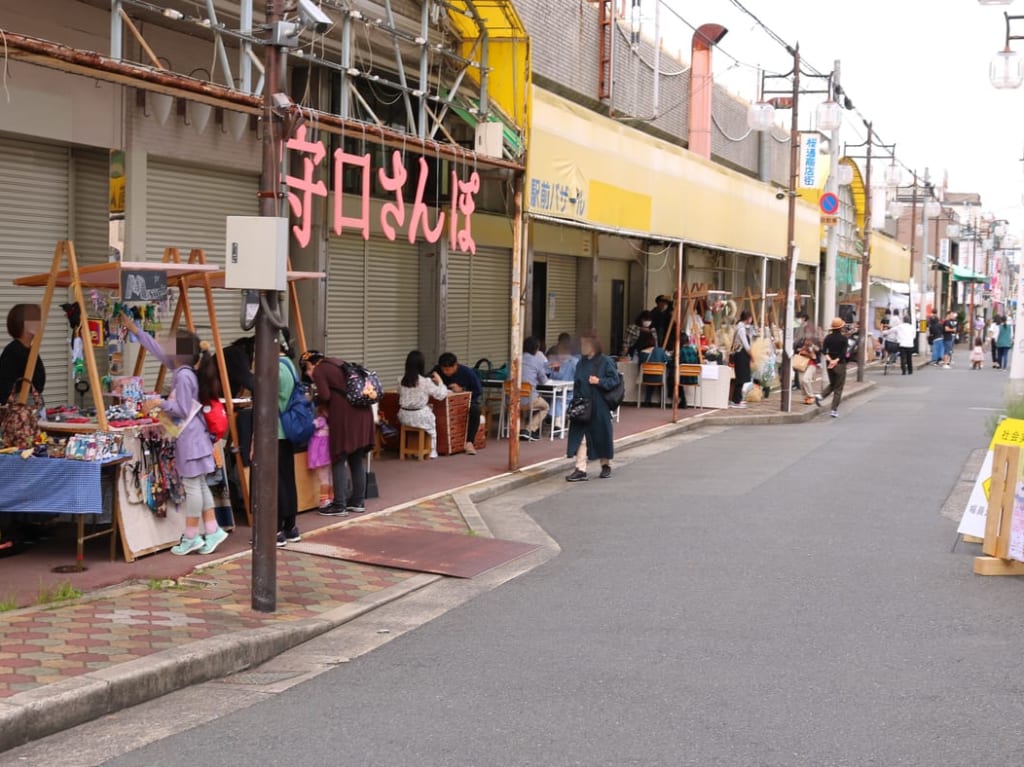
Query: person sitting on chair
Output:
[[636, 331, 668, 406]]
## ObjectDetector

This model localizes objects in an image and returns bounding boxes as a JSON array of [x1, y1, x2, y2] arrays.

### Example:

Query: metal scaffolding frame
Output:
[[97, 0, 521, 156]]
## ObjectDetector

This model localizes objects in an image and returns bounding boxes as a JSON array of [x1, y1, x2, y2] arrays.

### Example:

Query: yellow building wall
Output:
[[528, 87, 819, 265]]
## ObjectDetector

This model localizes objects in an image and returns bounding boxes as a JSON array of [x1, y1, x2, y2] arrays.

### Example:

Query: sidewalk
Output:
[[0, 378, 879, 752]]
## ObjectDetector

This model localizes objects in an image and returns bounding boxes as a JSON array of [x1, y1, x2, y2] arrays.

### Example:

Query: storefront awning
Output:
[[926, 255, 951, 272], [952, 264, 987, 283], [870, 278, 911, 294]]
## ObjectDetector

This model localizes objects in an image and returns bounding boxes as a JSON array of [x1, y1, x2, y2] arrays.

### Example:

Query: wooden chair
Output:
[[677, 363, 703, 409], [498, 381, 542, 438], [399, 424, 432, 461], [636, 362, 667, 409]]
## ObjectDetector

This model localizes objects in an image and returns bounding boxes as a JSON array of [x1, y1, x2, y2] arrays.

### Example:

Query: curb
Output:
[[0, 573, 438, 753], [0, 377, 878, 752]]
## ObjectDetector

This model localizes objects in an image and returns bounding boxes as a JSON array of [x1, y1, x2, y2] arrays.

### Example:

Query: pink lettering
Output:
[[377, 150, 407, 242], [284, 125, 327, 249], [407, 157, 445, 244], [332, 148, 372, 240], [450, 171, 480, 255]]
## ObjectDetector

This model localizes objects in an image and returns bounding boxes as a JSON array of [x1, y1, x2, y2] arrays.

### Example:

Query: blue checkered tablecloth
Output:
[[0, 454, 103, 514]]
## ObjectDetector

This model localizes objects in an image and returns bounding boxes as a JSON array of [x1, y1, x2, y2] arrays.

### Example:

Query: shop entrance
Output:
[[531, 261, 548, 345]]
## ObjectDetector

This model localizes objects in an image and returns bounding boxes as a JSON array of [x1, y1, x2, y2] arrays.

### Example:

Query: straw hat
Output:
[[830, 317, 845, 330]]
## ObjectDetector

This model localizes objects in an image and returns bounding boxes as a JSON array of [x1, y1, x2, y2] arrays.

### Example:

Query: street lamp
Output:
[[990, 12, 1024, 88], [836, 163, 854, 186], [816, 100, 842, 131], [980, 0, 1016, 5], [885, 163, 903, 186], [747, 101, 776, 131], [924, 200, 942, 219]]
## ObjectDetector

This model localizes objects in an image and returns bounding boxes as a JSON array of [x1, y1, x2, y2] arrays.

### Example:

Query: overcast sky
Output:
[[649, 0, 1024, 230]]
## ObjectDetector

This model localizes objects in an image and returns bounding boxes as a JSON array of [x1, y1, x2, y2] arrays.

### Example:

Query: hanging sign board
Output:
[[121, 269, 168, 303]]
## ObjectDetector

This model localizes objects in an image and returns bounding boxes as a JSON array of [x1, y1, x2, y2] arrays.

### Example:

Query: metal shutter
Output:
[[145, 160, 258, 382], [468, 247, 512, 367], [366, 241, 420, 385], [72, 149, 111, 267], [326, 236, 367, 364], [0, 136, 71, 405], [544, 254, 579, 341], [446, 251, 471, 362]]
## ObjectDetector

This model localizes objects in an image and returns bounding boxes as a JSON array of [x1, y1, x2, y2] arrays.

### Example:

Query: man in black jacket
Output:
[[814, 317, 849, 418]]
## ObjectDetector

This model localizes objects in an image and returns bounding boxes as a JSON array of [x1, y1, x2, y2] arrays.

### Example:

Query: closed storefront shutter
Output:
[[366, 241, 420, 386], [0, 136, 71, 406], [145, 160, 258, 382], [544, 254, 578, 341], [446, 251, 471, 362], [325, 237, 419, 386], [326, 236, 367, 365], [72, 149, 111, 267], [467, 247, 511, 367]]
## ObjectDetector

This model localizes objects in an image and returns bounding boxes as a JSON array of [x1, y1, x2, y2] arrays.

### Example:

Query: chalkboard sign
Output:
[[120, 269, 168, 302]]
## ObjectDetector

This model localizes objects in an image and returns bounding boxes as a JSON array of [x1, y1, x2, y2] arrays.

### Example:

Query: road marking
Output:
[[969, 407, 1002, 412]]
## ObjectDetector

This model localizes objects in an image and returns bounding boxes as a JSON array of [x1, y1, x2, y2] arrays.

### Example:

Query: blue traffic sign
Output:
[[819, 192, 839, 215]]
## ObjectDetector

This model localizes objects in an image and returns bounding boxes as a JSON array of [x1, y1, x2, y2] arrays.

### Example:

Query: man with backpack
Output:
[[435, 352, 483, 455]]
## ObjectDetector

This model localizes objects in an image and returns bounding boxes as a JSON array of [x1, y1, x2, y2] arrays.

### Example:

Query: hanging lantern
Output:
[[924, 200, 942, 218], [885, 164, 903, 186], [149, 93, 174, 125], [747, 102, 776, 132], [835, 164, 854, 186], [887, 201, 905, 219], [946, 224, 961, 239], [815, 100, 842, 131], [978, 0, 1015, 5], [991, 49, 1024, 89]]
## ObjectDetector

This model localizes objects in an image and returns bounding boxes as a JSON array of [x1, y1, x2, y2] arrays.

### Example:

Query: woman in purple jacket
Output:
[[123, 315, 228, 556]]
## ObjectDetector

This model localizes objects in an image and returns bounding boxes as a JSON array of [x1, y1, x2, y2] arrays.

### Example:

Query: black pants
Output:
[[992, 339, 999, 364], [467, 403, 481, 444], [332, 450, 368, 507], [277, 439, 297, 532], [899, 347, 913, 374], [820, 362, 847, 412], [730, 350, 751, 404]]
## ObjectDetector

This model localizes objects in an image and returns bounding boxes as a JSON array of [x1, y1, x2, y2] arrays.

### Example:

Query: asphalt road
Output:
[[98, 363, 1022, 765]]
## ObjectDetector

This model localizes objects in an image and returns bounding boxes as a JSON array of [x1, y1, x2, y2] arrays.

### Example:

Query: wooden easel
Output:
[[17, 241, 109, 429], [668, 283, 710, 363], [735, 287, 760, 324], [974, 443, 1024, 575]]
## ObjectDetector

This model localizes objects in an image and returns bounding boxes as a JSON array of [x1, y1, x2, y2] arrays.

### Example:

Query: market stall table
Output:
[[0, 452, 127, 569]]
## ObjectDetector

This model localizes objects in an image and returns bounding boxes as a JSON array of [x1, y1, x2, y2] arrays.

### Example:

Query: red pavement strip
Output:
[[288, 524, 541, 578]]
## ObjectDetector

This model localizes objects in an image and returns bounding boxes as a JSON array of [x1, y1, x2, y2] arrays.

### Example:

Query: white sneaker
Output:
[[464, 442, 477, 455], [830, 410, 839, 418]]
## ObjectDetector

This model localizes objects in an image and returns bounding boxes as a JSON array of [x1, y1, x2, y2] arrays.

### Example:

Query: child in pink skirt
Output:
[[308, 415, 333, 508], [970, 337, 986, 370]]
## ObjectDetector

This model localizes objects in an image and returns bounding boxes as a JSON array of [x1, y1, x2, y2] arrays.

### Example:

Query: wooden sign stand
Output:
[[974, 443, 1024, 575]]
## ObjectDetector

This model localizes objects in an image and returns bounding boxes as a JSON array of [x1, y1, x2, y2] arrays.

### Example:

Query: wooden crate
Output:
[[378, 391, 473, 456]]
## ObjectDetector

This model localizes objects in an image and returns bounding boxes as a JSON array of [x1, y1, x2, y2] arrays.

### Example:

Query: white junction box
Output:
[[225, 216, 289, 291], [474, 122, 504, 160]]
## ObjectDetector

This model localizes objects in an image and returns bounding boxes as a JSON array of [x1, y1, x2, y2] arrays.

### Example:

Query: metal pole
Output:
[[908, 171, 919, 352], [240, 0, 253, 93], [671, 241, 682, 422], [652, 0, 661, 118], [339, 11, 352, 120], [418, 1, 429, 137], [111, 1, 123, 61], [857, 122, 873, 383], [779, 45, 800, 414], [508, 181, 524, 471], [822, 59, 840, 325], [971, 221, 978, 335], [251, 0, 286, 614]]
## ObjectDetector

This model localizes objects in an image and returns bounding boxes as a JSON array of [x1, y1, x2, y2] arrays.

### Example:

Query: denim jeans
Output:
[[998, 346, 1010, 370], [931, 338, 945, 364]]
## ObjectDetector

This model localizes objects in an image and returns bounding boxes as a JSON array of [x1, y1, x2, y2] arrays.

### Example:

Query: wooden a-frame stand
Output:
[[974, 443, 1024, 576]]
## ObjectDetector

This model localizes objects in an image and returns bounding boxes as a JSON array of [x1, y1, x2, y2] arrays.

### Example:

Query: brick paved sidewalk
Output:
[[0, 497, 469, 701]]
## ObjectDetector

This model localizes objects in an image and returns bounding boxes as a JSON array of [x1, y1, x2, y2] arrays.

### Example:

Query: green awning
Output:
[[952, 264, 987, 283]]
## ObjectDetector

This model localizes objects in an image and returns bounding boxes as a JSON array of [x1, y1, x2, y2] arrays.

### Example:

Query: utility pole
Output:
[[822, 59, 841, 326], [921, 168, 933, 320], [779, 44, 801, 414], [252, 0, 287, 613], [856, 123, 873, 383], [908, 171, 920, 353]]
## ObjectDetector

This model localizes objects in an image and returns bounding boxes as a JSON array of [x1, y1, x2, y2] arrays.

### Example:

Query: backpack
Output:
[[338, 361, 383, 408], [280, 359, 315, 448], [601, 361, 626, 411], [202, 400, 228, 442]]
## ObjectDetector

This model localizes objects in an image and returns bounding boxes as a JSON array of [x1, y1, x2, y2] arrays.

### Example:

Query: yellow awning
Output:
[[528, 86, 819, 263], [447, 0, 531, 140], [870, 232, 911, 282]]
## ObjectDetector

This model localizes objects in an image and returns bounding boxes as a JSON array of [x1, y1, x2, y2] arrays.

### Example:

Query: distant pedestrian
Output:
[[927, 314, 944, 366], [970, 337, 986, 370], [729, 310, 755, 409], [896, 314, 916, 375], [565, 331, 619, 482], [941, 312, 958, 368], [997, 317, 1013, 370], [815, 317, 849, 418], [988, 317, 1000, 368]]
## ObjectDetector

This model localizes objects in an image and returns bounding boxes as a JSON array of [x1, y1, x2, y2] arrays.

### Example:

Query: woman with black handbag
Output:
[[565, 331, 620, 482]]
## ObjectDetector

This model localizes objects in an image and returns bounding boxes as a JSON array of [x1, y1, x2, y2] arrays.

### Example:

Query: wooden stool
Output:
[[399, 424, 431, 461]]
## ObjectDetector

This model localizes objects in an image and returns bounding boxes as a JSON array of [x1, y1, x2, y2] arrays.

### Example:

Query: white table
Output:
[[538, 379, 574, 440]]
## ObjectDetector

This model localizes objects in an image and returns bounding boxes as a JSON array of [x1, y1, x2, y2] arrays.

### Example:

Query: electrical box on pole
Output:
[[225, 216, 289, 291]]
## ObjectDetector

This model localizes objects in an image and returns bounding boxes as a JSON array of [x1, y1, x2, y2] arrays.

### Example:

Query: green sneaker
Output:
[[198, 527, 228, 555], [170, 535, 204, 556]]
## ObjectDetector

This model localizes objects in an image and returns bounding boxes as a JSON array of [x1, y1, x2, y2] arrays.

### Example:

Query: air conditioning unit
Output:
[[475, 122, 504, 159]]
